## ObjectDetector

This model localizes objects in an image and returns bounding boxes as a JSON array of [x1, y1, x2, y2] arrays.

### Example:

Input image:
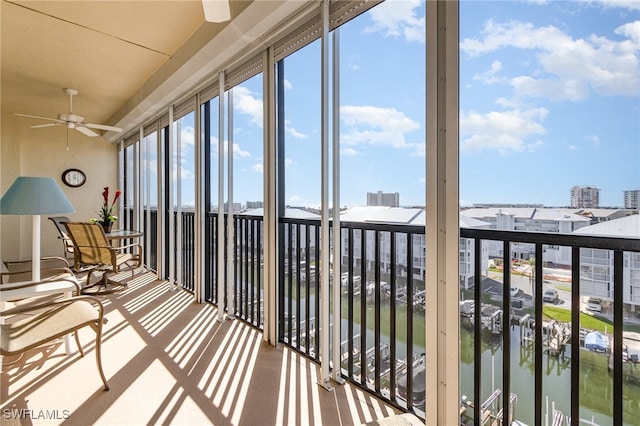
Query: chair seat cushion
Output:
[[1, 300, 98, 354]]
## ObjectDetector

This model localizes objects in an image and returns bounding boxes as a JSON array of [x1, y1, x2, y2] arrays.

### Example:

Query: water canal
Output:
[[335, 297, 640, 425], [459, 325, 640, 425]]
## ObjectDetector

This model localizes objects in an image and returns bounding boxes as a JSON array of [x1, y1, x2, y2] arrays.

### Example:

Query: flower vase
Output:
[[100, 221, 114, 233]]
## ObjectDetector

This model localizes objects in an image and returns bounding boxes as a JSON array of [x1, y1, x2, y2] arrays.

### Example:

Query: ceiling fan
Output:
[[16, 88, 122, 137], [202, 0, 230, 23]]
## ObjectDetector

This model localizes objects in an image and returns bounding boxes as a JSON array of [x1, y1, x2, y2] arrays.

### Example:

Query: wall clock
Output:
[[61, 168, 86, 188]]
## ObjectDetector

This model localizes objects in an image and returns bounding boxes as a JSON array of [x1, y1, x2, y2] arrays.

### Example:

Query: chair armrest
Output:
[[5, 256, 70, 271], [1, 295, 103, 316], [1, 267, 76, 284], [0, 294, 104, 320], [113, 243, 143, 268], [113, 243, 142, 252], [0, 274, 81, 299]]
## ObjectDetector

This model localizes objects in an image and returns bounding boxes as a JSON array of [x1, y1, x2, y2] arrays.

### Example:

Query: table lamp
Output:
[[0, 176, 75, 281]]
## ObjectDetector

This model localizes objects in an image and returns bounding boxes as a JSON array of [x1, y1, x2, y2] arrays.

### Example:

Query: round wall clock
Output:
[[61, 168, 86, 188]]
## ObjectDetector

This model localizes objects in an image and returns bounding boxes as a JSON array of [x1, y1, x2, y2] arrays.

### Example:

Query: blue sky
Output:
[[458, 0, 639, 208], [157, 0, 639, 210]]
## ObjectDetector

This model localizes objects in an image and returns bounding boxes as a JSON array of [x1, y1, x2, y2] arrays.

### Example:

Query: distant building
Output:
[[222, 202, 242, 212], [339, 206, 490, 290], [472, 203, 543, 208], [460, 207, 592, 266], [570, 208, 636, 224], [624, 190, 640, 209], [574, 215, 640, 313], [570, 186, 600, 208], [246, 201, 263, 209], [367, 191, 399, 207]]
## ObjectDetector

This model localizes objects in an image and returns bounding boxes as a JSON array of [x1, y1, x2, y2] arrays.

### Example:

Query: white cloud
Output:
[[231, 143, 251, 158], [209, 136, 251, 158], [341, 105, 420, 148], [288, 195, 301, 204], [460, 108, 548, 154], [178, 125, 195, 147], [287, 127, 307, 139], [171, 164, 193, 182], [585, 134, 600, 145], [461, 20, 571, 56], [233, 86, 263, 126], [252, 163, 263, 173], [347, 54, 361, 71], [592, 0, 640, 11], [284, 79, 293, 90], [615, 21, 640, 44], [340, 147, 359, 156], [284, 158, 295, 168], [410, 143, 425, 158], [285, 119, 308, 139], [170, 125, 195, 181], [473, 60, 504, 84], [511, 76, 590, 101], [461, 19, 640, 100], [366, 0, 425, 43], [495, 96, 522, 108]]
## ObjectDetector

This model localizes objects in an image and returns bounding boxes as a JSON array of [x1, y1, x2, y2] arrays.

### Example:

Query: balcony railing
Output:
[[130, 207, 640, 424], [461, 228, 639, 426]]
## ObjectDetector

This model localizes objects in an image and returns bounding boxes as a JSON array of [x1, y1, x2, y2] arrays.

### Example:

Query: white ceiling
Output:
[[2, 0, 312, 143]]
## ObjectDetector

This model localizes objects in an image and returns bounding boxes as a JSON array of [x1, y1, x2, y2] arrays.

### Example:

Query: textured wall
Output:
[[1, 114, 118, 261]]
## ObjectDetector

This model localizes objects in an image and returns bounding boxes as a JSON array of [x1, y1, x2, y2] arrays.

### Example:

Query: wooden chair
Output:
[[0, 294, 110, 391], [63, 222, 142, 294]]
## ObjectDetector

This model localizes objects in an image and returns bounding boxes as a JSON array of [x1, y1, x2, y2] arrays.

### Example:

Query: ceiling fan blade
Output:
[[15, 113, 63, 123], [202, 0, 230, 22], [75, 126, 99, 137], [31, 123, 61, 129], [84, 123, 123, 132]]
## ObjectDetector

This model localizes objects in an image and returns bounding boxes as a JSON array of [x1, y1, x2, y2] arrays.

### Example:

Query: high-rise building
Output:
[[570, 186, 600, 208], [624, 190, 640, 209], [367, 191, 400, 207]]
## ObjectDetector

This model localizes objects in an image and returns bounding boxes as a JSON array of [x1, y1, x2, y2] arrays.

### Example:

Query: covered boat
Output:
[[584, 331, 608, 352]]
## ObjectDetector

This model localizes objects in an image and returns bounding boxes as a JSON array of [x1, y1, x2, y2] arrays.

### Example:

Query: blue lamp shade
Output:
[[0, 176, 75, 215]]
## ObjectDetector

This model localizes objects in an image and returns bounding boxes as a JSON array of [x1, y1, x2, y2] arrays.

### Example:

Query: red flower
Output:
[[99, 186, 121, 222]]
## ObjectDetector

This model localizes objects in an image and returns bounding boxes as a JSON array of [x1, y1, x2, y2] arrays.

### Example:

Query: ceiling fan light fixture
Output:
[[202, 0, 230, 23]]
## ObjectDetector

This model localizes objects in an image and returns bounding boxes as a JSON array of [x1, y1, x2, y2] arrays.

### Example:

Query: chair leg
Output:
[[91, 320, 110, 391], [73, 331, 85, 357], [82, 270, 124, 295], [82, 269, 98, 293], [101, 273, 109, 291]]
